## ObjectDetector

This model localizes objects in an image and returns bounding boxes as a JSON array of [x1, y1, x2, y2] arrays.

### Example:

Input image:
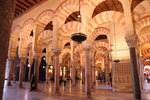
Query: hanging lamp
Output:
[[71, 0, 87, 43]]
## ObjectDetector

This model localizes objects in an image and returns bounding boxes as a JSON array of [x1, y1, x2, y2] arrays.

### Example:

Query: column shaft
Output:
[[54, 52, 60, 95], [34, 58, 40, 89], [129, 47, 141, 99], [46, 65, 49, 83], [85, 49, 91, 98], [0, 0, 16, 99], [7, 58, 14, 86], [19, 58, 26, 88], [93, 66, 96, 85], [72, 61, 76, 86]]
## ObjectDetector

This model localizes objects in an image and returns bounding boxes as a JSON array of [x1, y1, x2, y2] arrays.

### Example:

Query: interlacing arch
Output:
[[92, 27, 110, 41], [132, 0, 150, 22], [136, 16, 150, 34], [55, 0, 79, 24], [36, 9, 54, 28], [87, 11, 125, 37], [37, 30, 52, 46]]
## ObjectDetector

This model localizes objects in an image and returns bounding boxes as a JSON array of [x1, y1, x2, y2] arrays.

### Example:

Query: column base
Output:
[[19, 84, 24, 88], [72, 83, 76, 87], [54, 90, 61, 96], [85, 92, 91, 99], [7, 81, 12, 86]]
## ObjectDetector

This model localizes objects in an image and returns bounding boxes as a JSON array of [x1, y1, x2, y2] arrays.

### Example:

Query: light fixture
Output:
[[71, 0, 87, 43], [43, 57, 46, 60]]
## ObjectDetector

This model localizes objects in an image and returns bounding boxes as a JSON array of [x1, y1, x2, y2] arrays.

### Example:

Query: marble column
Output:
[[28, 60, 33, 81], [85, 49, 91, 98], [93, 66, 96, 85], [54, 51, 61, 95], [7, 58, 14, 86], [46, 64, 49, 84], [129, 47, 141, 100], [72, 61, 76, 86], [0, 0, 16, 99], [34, 57, 41, 90], [90, 59, 93, 87], [82, 67, 85, 84], [19, 57, 26, 88]]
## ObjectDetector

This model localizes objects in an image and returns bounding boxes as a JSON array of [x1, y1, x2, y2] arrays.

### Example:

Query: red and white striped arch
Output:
[[132, 0, 150, 22], [82, 0, 105, 11], [92, 27, 110, 41], [9, 41, 20, 57], [37, 30, 52, 46], [142, 48, 150, 57], [136, 16, 150, 34], [11, 25, 21, 42], [95, 53, 106, 61], [143, 56, 150, 61], [93, 42, 109, 50], [143, 61, 150, 66], [138, 33, 150, 48], [60, 48, 71, 63], [55, 0, 79, 24], [22, 36, 33, 49], [59, 21, 82, 37], [21, 18, 35, 37], [87, 11, 125, 36], [36, 9, 54, 28], [74, 44, 83, 54]]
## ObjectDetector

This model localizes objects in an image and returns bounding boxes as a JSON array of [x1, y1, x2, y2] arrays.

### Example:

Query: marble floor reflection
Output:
[[2, 80, 150, 100]]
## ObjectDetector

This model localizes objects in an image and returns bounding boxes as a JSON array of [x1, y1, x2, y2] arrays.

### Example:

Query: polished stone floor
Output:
[[2, 80, 150, 100]]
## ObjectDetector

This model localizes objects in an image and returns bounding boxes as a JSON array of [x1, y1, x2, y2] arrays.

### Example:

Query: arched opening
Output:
[[65, 11, 81, 24], [39, 56, 46, 81], [92, 0, 124, 18], [64, 42, 71, 49], [45, 21, 53, 31]]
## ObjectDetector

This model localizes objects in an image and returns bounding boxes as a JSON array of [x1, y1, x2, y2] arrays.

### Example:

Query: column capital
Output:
[[8, 56, 15, 61], [33, 53, 41, 59], [20, 57, 26, 64], [125, 34, 137, 48], [53, 50, 61, 56]]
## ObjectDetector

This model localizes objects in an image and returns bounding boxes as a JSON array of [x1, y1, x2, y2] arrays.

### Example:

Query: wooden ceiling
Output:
[[15, 0, 45, 17]]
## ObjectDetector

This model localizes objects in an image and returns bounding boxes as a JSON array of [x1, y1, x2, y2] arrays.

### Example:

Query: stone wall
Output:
[[112, 59, 133, 92]]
